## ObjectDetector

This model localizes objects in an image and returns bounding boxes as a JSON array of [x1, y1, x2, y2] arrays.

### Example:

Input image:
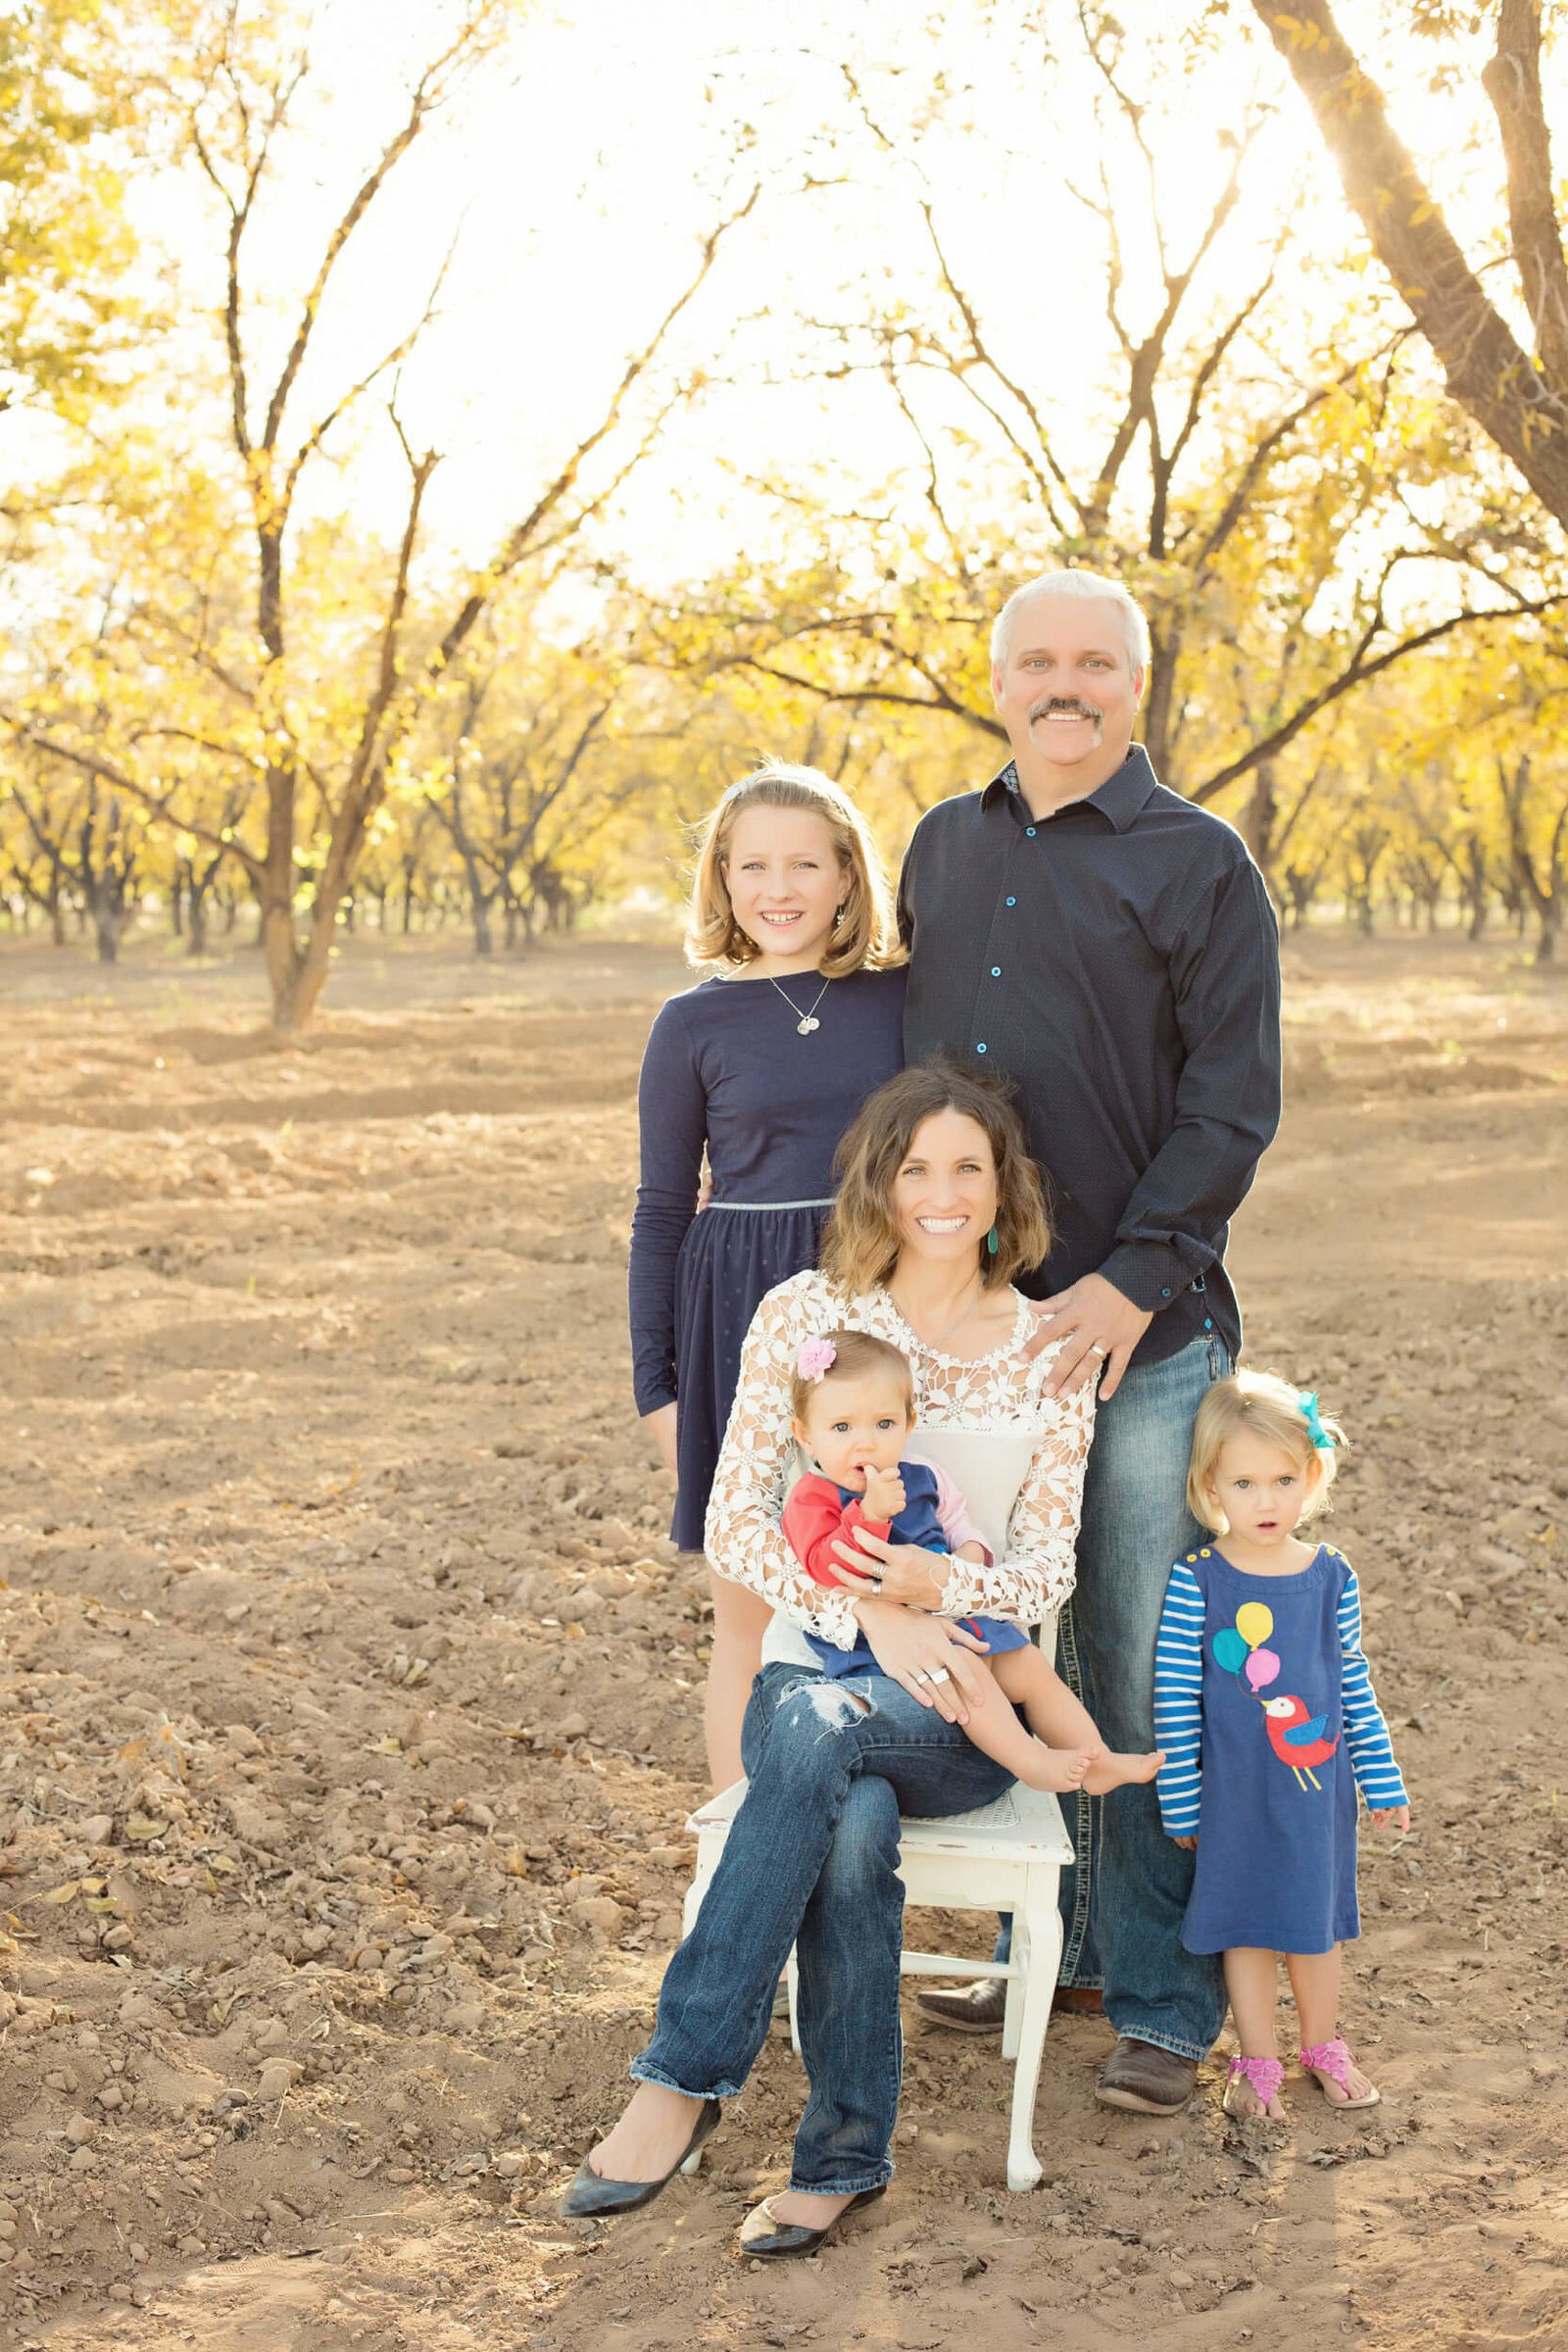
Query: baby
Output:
[[783, 1330, 1161, 1795]]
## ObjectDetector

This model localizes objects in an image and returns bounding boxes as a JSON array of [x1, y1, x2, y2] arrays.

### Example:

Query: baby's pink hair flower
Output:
[[797, 1337, 837, 1383]]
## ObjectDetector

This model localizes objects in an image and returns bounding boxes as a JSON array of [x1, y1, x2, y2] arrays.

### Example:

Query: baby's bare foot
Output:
[[1082, 1749, 1165, 1795], [1016, 1744, 1097, 1792]]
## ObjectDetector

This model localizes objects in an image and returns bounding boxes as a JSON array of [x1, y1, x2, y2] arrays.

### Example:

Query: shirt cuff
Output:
[[634, 1381, 677, 1416], [808, 1590, 863, 1651], [1099, 1241, 1194, 1315]]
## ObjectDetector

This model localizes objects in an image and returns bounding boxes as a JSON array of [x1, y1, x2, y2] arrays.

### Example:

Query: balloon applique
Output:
[[1210, 1595, 1339, 1791], [1212, 1600, 1275, 1682], [1235, 1601, 1274, 1651], [1211, 1626, 1249, 1675]]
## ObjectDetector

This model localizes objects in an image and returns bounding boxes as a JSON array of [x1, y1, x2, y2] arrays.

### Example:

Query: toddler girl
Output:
[[785, 1330, 1162, 1796], [1153, 1371, 1410, 2120]]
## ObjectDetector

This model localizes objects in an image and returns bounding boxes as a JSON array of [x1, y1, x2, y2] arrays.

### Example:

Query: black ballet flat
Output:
[[559, 2097, 721, 2219], [736, 2183, 886, 2259]]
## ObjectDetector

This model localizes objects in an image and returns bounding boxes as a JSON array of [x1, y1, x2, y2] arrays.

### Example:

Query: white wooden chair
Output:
[[681, 1775, 1072, 2192]]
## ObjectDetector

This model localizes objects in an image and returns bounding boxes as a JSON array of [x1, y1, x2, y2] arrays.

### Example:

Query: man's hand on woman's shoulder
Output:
[[1020, 1272, 1152, 1401]]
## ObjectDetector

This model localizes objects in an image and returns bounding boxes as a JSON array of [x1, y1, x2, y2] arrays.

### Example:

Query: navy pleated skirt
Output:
[[669, 1202, 830, 1554]]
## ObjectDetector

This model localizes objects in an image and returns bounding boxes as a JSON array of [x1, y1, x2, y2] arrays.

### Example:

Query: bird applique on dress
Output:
[[1261, 1694, 1341, 1790]]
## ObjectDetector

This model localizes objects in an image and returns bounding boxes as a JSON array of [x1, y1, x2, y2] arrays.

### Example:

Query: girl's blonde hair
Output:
[[1187, 1370, 1348, 1533], [684, 761, 903, 976], [821, 1059, 1052, 1299]]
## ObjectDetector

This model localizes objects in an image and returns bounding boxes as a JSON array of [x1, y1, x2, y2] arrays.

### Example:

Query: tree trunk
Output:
[[1537, 903, 1560, 963], [1249, 0, 1568, 534], [1243, 760, 1280, 902], [462, 854, 495, 956], [90, 885, 123, 963], [1140, 620, 1176, 785], [269, 780, 383, 1029], [261, 754, 304, 1016]]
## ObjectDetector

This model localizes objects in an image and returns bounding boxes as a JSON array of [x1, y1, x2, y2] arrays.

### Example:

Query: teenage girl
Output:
[[628, 762, 905, 1786], [1153, 1371, 1409, 2120]]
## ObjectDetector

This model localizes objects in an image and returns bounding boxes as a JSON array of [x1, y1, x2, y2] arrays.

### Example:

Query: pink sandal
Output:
[[1221, 2054, 1285, 2118], [1298, 2036, 1380, 2109]]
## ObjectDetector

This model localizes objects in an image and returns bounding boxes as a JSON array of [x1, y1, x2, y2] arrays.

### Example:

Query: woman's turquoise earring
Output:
[[986, 1224, 999, 1255]]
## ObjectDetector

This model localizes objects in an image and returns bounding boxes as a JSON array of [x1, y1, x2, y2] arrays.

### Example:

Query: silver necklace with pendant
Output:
[[767, 973, 831, 1034]]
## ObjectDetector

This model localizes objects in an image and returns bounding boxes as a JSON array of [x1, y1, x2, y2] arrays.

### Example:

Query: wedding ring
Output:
[[929, 1668, 952, 1686], [1087, 1342, 1107, 1357], [911, 1669, 932, 1685]]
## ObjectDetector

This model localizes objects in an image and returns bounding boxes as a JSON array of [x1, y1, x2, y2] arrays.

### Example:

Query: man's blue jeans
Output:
[[994, 1331, 1229, 2060], [633, 1659, 1010, 2194], [1059, 1329, 1229, 2057]]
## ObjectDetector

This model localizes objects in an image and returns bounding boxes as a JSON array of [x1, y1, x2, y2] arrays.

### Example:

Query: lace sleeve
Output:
[[934, 1371, 1096, 1626], [703, 1275, 863, 1651]]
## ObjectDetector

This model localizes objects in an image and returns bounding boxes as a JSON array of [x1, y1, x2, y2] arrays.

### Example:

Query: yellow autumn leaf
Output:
[[40, 1880, 82, 1905], [124, 1813, 172, 1842]]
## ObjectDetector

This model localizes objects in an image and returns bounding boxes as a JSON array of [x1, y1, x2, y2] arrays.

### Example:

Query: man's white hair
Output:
[[989, 568, 1151, 675]]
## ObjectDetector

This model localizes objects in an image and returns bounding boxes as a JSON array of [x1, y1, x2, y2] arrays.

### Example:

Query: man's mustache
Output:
[[1029, 697, 1102, 723]]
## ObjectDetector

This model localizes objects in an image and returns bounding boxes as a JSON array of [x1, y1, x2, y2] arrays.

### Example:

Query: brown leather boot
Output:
[[915, 1980, 1007, 2033], [1095, 2038, 1199, 2113], [915, 1982, 1104, 2033]]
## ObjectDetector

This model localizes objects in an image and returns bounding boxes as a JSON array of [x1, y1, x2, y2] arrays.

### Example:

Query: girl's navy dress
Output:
[[628, 968, 906, 1552], [1153, 1542, 1407, 1957]]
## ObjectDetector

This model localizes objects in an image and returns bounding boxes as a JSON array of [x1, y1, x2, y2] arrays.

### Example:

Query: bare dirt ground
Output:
[[0, 920, 1564, 2352]]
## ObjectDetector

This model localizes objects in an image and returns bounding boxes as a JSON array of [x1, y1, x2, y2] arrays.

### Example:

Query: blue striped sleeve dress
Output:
[[1152, 1542, 1407, 1956]]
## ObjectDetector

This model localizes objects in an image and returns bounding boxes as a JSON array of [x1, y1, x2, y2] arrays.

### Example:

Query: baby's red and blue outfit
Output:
[[783, 1452, 1024, 1679]]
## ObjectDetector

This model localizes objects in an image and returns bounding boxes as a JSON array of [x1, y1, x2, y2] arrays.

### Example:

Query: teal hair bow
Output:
[[1298, 1391, 1336, 1449]]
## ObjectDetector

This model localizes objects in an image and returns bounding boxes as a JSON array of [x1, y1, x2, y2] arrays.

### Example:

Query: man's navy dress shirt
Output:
[[899, 746, 1281, 1370]]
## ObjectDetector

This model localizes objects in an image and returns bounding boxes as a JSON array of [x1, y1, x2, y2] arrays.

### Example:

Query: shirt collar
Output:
[[980, 743, 1159, 833]]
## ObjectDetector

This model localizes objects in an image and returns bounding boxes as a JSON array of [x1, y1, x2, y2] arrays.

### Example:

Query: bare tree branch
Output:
[[919, 205, 1088, 533], [428, 182, 760, 679], [4, 721, 264, 884], [1189, 587, 1568, 803], [261, 8, 493, 456]]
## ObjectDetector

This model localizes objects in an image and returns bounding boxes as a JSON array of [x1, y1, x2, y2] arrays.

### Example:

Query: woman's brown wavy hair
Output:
[[684, 761, 903, 977], [820, 1060, 1052, 1298]]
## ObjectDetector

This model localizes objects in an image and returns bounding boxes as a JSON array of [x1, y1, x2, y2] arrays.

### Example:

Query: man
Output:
[[900, 567, 1281, 2114]]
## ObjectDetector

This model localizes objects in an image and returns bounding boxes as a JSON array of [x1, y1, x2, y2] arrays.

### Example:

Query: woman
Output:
[[628, 761, 905, 1788], [573, 1063, 1096, 2253]]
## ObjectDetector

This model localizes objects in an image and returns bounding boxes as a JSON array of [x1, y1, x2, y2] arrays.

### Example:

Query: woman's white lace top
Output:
[[704, 1269, 1096, 1650]]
